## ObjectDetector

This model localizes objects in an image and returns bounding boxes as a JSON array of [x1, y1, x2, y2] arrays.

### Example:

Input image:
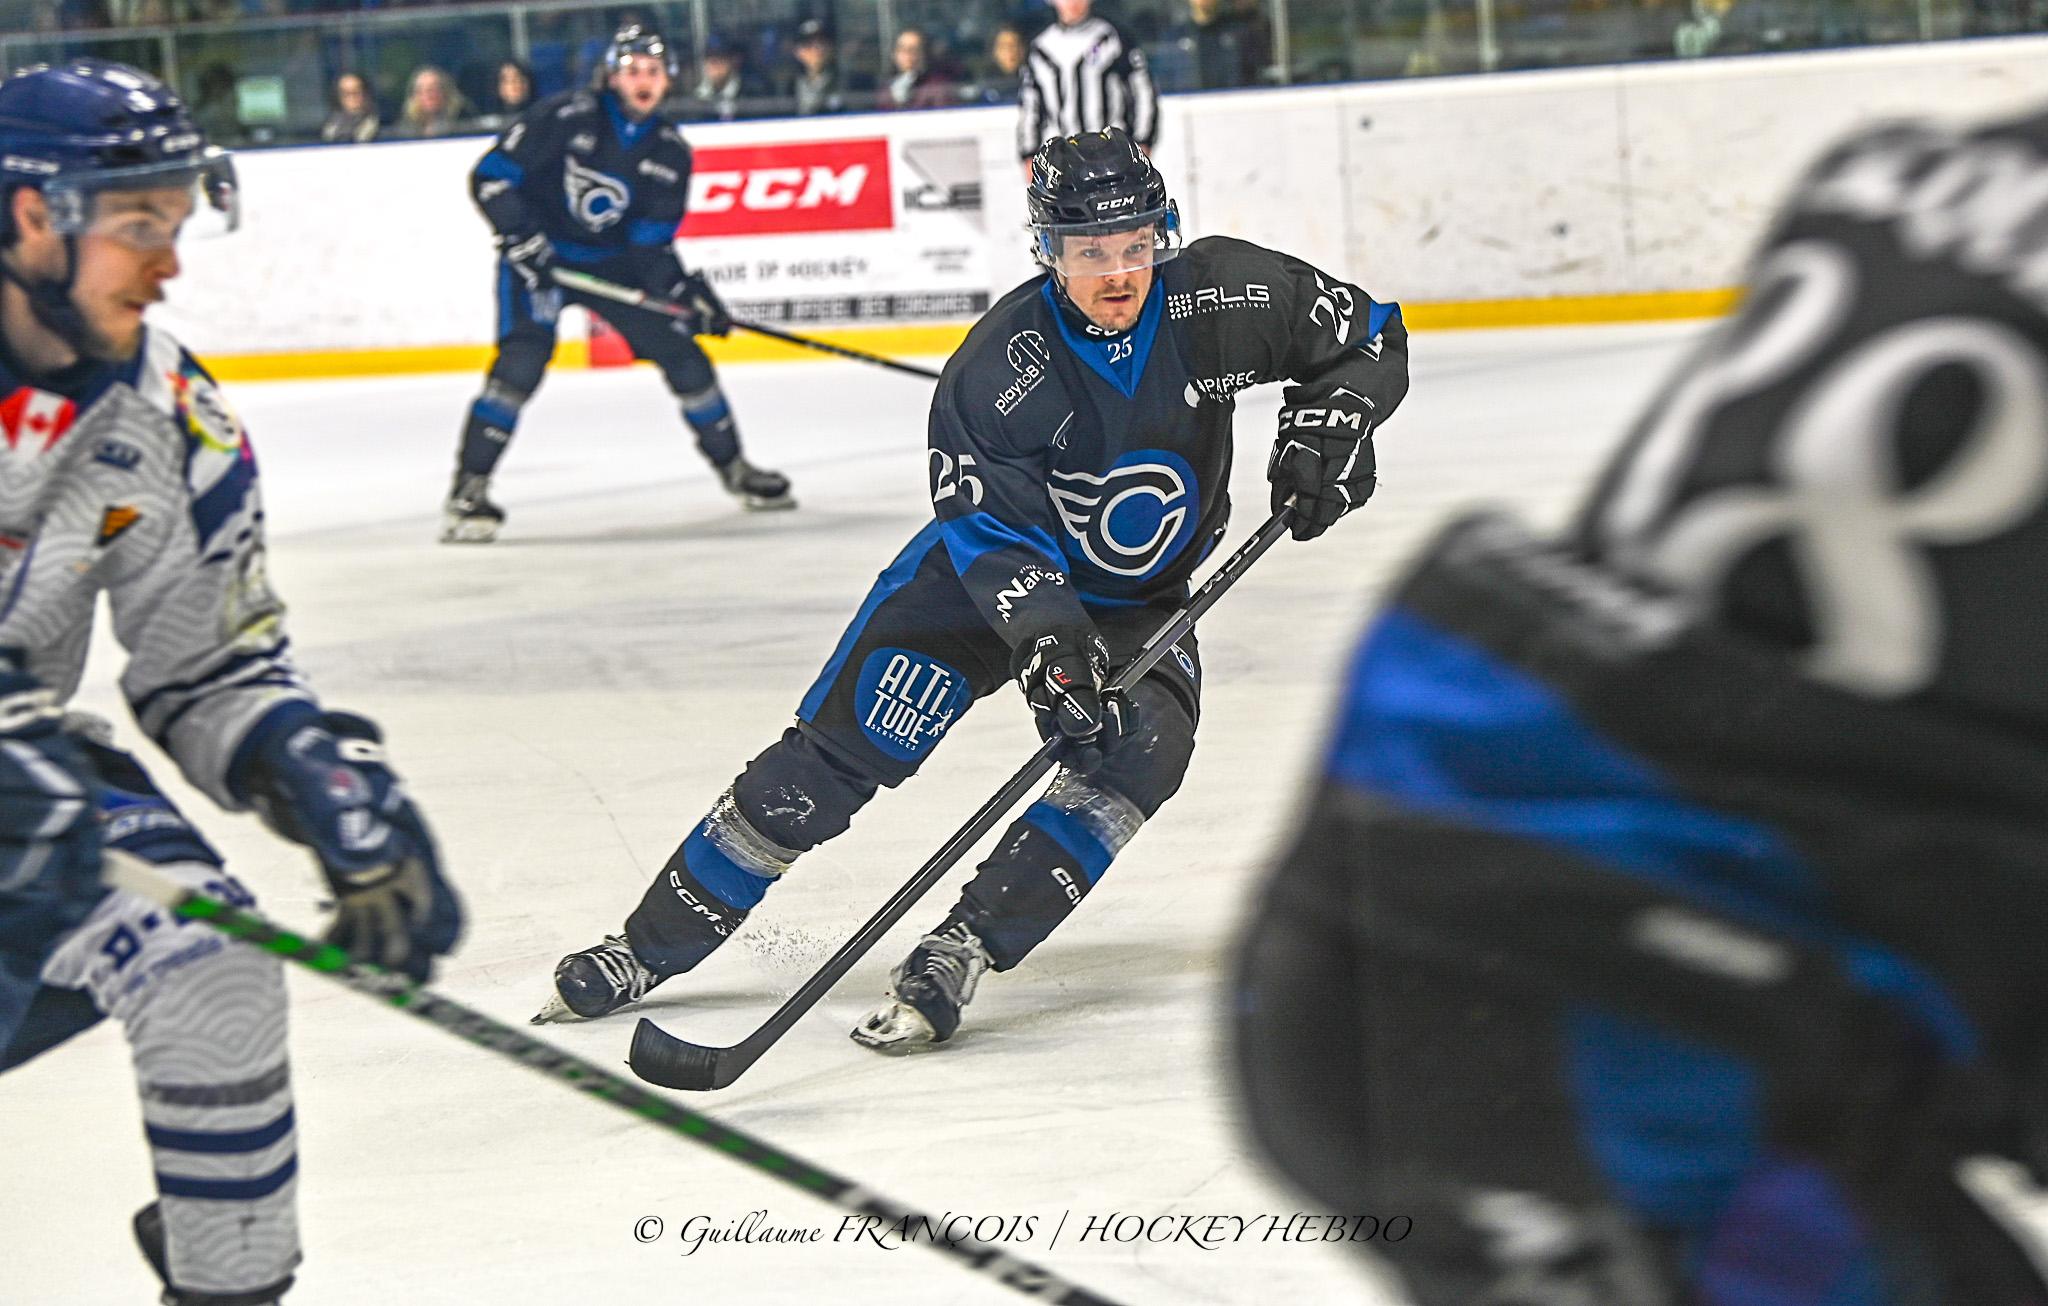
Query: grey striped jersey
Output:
[[1017, 16, 1159, 160], [0, 325, 314, 808]]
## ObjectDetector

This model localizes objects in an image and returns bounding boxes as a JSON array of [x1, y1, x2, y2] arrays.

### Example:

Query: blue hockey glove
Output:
[[501, 230, 556, 295], [1269, 378, 1379, 541], [671, 270, 732, 337], [1014, 630, 1131, 774], [0, 669, 102, 995], [231, 707, 461, 981]]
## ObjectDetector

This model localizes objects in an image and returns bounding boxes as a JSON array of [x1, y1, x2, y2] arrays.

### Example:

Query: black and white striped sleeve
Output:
[[1120, 38, 1158, 149], [1018, 48, 1052, 159]]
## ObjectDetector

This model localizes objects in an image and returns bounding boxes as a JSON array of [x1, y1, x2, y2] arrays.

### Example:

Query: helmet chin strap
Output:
[[0, 233, 107, 364]]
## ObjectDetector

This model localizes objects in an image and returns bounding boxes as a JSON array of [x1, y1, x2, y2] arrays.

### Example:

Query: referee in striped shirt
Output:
[[1017, 0, 1159, 174]]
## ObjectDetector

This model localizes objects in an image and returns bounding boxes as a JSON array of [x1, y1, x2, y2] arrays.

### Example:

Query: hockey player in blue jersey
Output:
[[1236, 104, 2048, 1302], [444, 23, 792, 542], [537, 128, 1408, 1052], [0, 60, 461, 1304]]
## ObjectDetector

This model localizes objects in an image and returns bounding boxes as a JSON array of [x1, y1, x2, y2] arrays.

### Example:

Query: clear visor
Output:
[[1033, 205, 1182, 278], [45, 149, 240, 250]]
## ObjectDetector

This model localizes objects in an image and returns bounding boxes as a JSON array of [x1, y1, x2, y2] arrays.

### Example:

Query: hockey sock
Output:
[[679, 385, 741, 467], [953, 768, 1147, 970], [626, 788, 799, 974], [458, 379, 529, 477], [40, 861, 301, 1298]]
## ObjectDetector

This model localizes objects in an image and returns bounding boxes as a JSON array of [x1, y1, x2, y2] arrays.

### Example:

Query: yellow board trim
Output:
[[197, 288, 1741, 383], [1404, 288, 1741, 330]]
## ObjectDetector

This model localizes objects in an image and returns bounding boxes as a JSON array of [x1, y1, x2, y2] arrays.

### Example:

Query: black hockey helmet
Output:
[[604, 23, 680, 78], [1026, 127, 1180, 278]]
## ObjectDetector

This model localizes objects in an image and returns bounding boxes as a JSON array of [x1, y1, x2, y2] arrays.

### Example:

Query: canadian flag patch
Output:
[[0, 387, 77, 452]]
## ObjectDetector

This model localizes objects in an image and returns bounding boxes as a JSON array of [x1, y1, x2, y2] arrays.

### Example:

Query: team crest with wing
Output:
[[564, 156, 630, 232], [1047, 450, 1198, 580]]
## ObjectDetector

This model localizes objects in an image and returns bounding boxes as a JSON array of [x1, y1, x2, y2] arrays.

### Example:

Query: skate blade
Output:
[[441, 514, 501, 544], [530, 991, 582, 1025], [740, 494, 798, 513], [849, 1000, 940, 1055]]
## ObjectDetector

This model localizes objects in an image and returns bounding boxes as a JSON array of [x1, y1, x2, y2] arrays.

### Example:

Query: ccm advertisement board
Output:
[[678, 123, 992, 325]]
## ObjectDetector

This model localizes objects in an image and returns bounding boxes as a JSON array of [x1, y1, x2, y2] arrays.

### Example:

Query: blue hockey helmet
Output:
[[604, 24, 680, 78], [1026, 128, 1179, 279], [0, 58, 238, 247]]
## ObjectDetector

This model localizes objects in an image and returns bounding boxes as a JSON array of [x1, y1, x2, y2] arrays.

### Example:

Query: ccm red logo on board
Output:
[[683, 138, 893, 237]]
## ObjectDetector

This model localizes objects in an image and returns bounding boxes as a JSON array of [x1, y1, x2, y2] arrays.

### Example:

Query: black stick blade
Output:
[[629, 1018, 738, 1091]]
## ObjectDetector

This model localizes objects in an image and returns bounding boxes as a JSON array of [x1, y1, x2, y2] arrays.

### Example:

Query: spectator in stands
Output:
[[393, 65, 468, 138], [977, 23, 1028, 104], [1160, 0, 1272, 90], [686, 31, 769, 122], [477, 59, 534, 128], [1671, 0, 1736, 55], [187, 62, 243, 145], [320, 70, 380, 144], [105, 0, 172, 24], [782, 18, 870, 115], [882, 26, 955, 111]]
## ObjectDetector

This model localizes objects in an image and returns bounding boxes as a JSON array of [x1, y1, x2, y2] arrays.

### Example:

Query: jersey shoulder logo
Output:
[[0, 387, 76, 453], [564, 155, 631, 233], [1047, 449, 1198, 580], [994, 329, 1052, 416]]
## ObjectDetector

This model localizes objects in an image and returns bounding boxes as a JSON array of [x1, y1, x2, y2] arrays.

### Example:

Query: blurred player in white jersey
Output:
[[0, 59, 461, 1304]]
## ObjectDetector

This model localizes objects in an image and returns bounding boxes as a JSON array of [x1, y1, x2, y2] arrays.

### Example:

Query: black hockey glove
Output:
[[231, 707, 462, 981], [1268, 378, 1379, 541], [672, 270, 732, 337], [1014, 630, 1131, 774], [501, 230, 556, 295], [0, 668, 101, 944]]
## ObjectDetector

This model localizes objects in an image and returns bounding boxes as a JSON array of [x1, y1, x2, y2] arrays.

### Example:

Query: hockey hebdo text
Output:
[[630, 1209, 1412, 1256]]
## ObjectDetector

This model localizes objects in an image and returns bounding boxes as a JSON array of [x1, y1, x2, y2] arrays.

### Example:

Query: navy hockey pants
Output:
[[458, 257, 737, 478], [627, 521, 1203, 975]]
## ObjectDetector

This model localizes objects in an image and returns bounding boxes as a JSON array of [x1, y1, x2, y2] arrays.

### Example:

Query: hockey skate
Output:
[[719, 457, 796, 512], [850, 922, 991, 1053], [135, 1202, 291, 1305], [532, 933, 667, 1023], [440, 472, 505, 543]]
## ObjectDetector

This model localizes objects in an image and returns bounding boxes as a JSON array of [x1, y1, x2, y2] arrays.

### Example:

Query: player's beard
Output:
[[1071, 270, 1150, 333], [57, 294, 140, 363], [3, 265, 134, 366]]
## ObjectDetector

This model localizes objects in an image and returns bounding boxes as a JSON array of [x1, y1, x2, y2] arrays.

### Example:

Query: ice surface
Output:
[[0, 321, 1708, 1305]]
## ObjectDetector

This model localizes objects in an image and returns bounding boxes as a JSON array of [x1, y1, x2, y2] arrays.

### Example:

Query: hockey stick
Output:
[[550, 268, 945, 381], [629, 506, 1297, 1092], [98, 850, 1127, 1306]]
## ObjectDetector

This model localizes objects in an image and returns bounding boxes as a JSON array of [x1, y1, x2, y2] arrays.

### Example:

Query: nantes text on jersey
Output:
[[470, 89, 692, 282], [927, 234, 1408, 651]]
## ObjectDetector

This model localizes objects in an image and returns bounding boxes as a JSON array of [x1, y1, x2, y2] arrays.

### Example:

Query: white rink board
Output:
[[157, 36, 2048, 358]]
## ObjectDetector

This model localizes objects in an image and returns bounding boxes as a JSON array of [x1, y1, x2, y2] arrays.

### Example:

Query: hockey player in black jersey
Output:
[[537, 128, 1408, 1053], [443, 23, 791, 542], [1237, 106, 2048, 1303]]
